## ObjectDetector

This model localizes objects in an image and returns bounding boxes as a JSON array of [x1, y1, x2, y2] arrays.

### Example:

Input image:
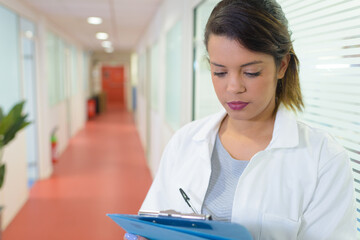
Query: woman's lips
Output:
[[227, 101, 249, 110]]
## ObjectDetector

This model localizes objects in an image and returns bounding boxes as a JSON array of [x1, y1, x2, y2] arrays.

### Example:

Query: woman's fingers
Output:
[[124, 232, 148, 240], [124, 233, 137, 240]]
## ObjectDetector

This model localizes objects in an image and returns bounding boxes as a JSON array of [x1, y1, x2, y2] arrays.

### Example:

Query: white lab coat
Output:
[[141, 106, 357, 240]]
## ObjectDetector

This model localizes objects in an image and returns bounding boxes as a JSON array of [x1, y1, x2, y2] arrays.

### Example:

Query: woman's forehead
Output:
[[208, 35, 273, 66]]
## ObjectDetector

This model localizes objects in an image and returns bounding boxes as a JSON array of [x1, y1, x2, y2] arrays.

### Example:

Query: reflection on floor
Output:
[[3, 105, 152, 240]]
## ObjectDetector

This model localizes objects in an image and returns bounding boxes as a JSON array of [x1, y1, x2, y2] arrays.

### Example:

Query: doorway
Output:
[[101, 66, 125, 108]]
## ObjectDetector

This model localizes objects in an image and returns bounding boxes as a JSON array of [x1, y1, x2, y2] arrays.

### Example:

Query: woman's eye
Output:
[[245, 72, 261, 78], [213, 72, 227, 77]]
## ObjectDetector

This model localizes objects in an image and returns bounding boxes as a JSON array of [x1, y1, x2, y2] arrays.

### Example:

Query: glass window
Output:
[[192, 0, 222, 120], [71, 46, 78, 96], [46, 32, 58, 106], [47, 32, 67, 105], [150, 41, 160, 111], [138, 51, 147, 97], [83, 52, 89, 91], [278, 0, 360, 235], [165, 21, 182, 130], [0, 5, 20, 112], [58, 38, 66, 101]]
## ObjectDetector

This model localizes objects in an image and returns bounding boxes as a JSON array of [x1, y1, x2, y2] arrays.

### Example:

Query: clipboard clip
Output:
[[138, 210, 212, 220]]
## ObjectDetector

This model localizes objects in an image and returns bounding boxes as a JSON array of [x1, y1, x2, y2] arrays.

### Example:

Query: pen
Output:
[[179, 188, 199, 214]]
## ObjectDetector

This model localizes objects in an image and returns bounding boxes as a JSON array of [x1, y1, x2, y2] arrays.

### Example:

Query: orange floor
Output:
[[3, 105, 153, 240]]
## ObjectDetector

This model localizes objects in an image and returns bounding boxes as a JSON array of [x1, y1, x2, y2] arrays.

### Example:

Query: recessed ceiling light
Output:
[[87, 17, 102, 25], [105, 47, 114, 53], [96, 32, 108, 40], [25, 30, 34, 39], [101, 41, 112, 48]]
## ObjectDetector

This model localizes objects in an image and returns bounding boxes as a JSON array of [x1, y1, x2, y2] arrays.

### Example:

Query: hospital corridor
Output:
[[3, 105, 152, 239]]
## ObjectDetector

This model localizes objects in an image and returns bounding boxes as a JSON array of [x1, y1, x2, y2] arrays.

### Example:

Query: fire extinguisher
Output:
[[51, 128, 58, 164]]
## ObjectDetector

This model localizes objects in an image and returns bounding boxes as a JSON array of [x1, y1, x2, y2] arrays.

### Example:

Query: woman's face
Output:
[[208, 34, 288, 122]]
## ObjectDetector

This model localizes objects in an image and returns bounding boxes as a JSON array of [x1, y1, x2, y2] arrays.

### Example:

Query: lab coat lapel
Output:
[[185, 110, 227, 212], [268, 106, 299, 149]]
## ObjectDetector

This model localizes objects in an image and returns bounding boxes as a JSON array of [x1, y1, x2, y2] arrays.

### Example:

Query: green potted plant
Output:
[[0, 101, 30, 235], [0, 101, 31, 189]]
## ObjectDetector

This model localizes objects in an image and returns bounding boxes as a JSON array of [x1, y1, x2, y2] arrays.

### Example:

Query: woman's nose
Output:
[[227, 74, 246, 93]]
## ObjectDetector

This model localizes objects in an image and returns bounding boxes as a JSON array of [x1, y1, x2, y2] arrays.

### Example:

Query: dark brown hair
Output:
[[205, 0, 303, 112]]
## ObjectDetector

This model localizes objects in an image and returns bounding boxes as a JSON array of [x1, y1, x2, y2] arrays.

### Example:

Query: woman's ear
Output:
[[277, 54, 290, 79]]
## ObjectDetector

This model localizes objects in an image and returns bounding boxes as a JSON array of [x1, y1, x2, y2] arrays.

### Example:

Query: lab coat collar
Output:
[[192, 109, 227, 142], [192, 105, 299, 149], [268, 105, 299, 149]]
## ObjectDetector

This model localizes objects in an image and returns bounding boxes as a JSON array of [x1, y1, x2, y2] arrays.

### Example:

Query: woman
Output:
[[125, 0, 356, 239]]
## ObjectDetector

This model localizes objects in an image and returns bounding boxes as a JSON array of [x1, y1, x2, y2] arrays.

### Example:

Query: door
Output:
[[102, 66, 125, 107]]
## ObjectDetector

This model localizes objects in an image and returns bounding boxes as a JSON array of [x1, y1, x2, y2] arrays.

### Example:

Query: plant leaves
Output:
[[0, 101, 30, 145], [0, 106, 3, 122], [0, 101, 30, 189], [0, 101, 26, 135], [0, 163, 5, 189], [3, 116, 31, 145]]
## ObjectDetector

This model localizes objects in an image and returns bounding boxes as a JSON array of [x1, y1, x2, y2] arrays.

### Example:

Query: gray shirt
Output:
[[201, 133, 249, 221]]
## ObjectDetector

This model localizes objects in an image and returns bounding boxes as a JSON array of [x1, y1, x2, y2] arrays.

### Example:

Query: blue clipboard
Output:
[[107, 213, 253, 240]]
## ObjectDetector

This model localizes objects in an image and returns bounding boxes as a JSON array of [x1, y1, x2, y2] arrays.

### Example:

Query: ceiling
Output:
[[21, 0, 163, 51]]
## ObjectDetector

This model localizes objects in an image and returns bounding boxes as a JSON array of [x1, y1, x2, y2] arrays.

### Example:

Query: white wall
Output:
[[0, 132, 28, 231], [135, 0, 202, 177], [0, 0, 88, 230]]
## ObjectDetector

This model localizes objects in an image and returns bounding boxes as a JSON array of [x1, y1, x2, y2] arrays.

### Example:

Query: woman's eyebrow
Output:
[[210, 60, 263, 68]]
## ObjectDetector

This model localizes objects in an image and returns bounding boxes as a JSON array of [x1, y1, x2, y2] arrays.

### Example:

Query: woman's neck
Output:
[[220, 112, 276, 141]]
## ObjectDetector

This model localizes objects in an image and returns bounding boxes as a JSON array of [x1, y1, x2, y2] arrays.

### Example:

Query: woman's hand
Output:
[[124, 232, 148, 240]]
